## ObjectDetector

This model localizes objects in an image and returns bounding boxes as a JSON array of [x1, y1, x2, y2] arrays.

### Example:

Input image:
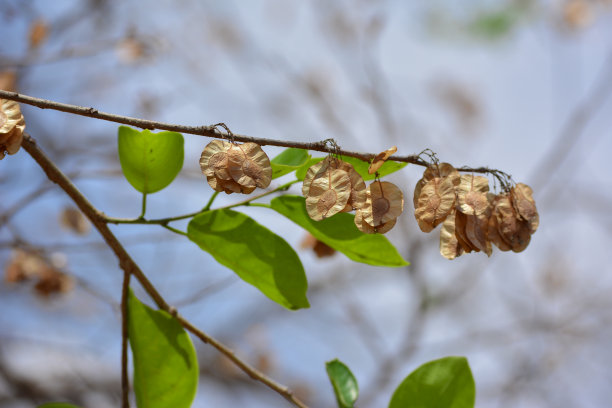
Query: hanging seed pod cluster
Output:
[[200, 139, 272, 194], [413, 163, 539, 260], [0, 99, 25, 160], [302, 147, 404, 234]]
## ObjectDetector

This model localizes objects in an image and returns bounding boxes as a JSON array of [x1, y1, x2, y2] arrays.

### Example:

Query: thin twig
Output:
[[20, 133, 310, 408], [121, 270, 131, 408]]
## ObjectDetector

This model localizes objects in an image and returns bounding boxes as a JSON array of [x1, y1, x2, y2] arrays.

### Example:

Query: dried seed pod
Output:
[[487, 202, 512, 252], [302, 156, 335, 197], [228, 142, 272, 189], [363, 181, 404, 226], [207, 175, 255, 195], [305, 169, 351, 221], [454, 211, 478, 253], [354, 209, 397, 234], [439, 210, 464, 260], [0, 99, 26, 160], [413, 163, 460, 212], [300, 234, 336, 258], [369, 146, 397, 174], [511, 183, 539, 234], [492, 193, 531, 253], [465, 212, 492, 256], [456, 175, 490, 216], [200, 139, 233, 180], [414, 176, 457, 233], [337, 161, 366, 211]]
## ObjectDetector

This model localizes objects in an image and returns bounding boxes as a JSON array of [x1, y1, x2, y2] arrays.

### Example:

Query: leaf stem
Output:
[[139, 193, 147, 219], [203, 191, 219, 211], [162, 224, 188, 236]]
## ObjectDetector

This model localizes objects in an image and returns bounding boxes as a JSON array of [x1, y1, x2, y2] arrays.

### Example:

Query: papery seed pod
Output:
[[200, 139, 233, 180], [414, 176, 456, 233], [368, 146, 397, 174], [492, 194, 531, 253], [487, 202, 512, 252], [465, 212, 492, 256], [207, 175, 255, 195], [456, 175, 490, 216], [305, 169, 351, 221], [454, 211, 478, 253], [511, 183, 539, 234], [302, 156, 334, 197], [0, 99, 26, 160], [337, 161, 366, 211], [362, 181, 404, 226], [228, 142, 272, 189], [439, 209, 464, 260], [300, 234, 336, 258], [354, 209, 397, 234], [413, 163, 460, 217]]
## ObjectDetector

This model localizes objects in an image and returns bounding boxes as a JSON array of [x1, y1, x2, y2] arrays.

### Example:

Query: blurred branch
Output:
[[121, 269, 131, 408], [20, 133, 310, 408]]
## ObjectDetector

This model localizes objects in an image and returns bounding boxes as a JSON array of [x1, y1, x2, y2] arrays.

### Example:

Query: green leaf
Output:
[[339, 155, 407, 181], [294, 155, 407, 182], [295, 157, 324, 181], [326, 359, 359, 408], [117, 126, 184, 194], [269, 196, 408, 267], [37, 404, 82, 408], [128, 291, 198, 408], [389, 356, 475, 408], [187, 209, 309, 310], [271, 148, 311, 179]]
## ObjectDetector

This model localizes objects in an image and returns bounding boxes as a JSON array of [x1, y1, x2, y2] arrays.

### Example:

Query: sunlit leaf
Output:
[[128, 291, 198, 408], [270, 196, 408, 267], [117, 126, 184, 194], [389, 356, 475, 408], [326, 359, 359, 408], [271, 148, 311, 179], [187, 209, 309, 310], [296, 157, 324, 181]]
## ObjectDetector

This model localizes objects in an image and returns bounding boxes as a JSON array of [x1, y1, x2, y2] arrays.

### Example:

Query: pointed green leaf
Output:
[[187, 209, 309, 310], [326, 359, 359, 408], [339, 155, 407, 181], [117, 126, 184, 194], [271, 148, 311, 179], [128, 291, 198, 408], [389, 356, 475, 408], [37, 404, 82, 408], [269, 196, 408, 267]]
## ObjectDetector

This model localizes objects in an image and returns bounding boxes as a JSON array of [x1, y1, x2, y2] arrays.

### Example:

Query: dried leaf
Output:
[[363, 181, 404, 226], [34, 268, 74, 297], [228, 142, 272, 189], [0, 99, 26, 160], [354, 209, 397, 234], [200, 139, 233, 180], [563, 0, 592, 29], [439, 210, 464, 260], [0, 71, 17, 92], [368, 146, 397, 174], [456, 175, 490, 215], [300, 234, 336, 258], [29, 19, 48, 50], [305, 169, 351, 221], [511, 183, 539, 234], [60, 207, 91, 235]]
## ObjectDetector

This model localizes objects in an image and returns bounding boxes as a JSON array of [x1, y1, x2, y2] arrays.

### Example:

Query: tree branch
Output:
[[20, 133, 309, 408], [121, 270, 131, 408]]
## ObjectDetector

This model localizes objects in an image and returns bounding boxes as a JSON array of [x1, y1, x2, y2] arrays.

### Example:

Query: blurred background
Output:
[[1, 0, 612, 407]]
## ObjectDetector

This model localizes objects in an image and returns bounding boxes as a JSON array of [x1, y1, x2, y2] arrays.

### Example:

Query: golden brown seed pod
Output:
[[207, 175, 255, 195], [354, 209, 397, 234], [0, 99, 26, 160], [439, 209, 464, 260], [337, 161, 366, 211], [302, 156, 335, 197], [414, 176, 456, 233], [228, 142, 272, 189], [492, 194, 531, 253], [368, 146, 397, 174], [465, 212, 492, 256], [456, 175, 490, 216], [413, 163, 460, 211], [487, 204, 512, 252], [454, 211, 478, 253], [200, 139, 233, 180], [363, 181, 404, 226], [305, 169, 351, 221], [511, 183, 539, 234]]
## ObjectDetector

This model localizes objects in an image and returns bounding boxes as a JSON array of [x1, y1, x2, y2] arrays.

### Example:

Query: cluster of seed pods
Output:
[[413, 163, 539, 259], [199, 140, 272, 194], [301, 154, 405, 234]]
